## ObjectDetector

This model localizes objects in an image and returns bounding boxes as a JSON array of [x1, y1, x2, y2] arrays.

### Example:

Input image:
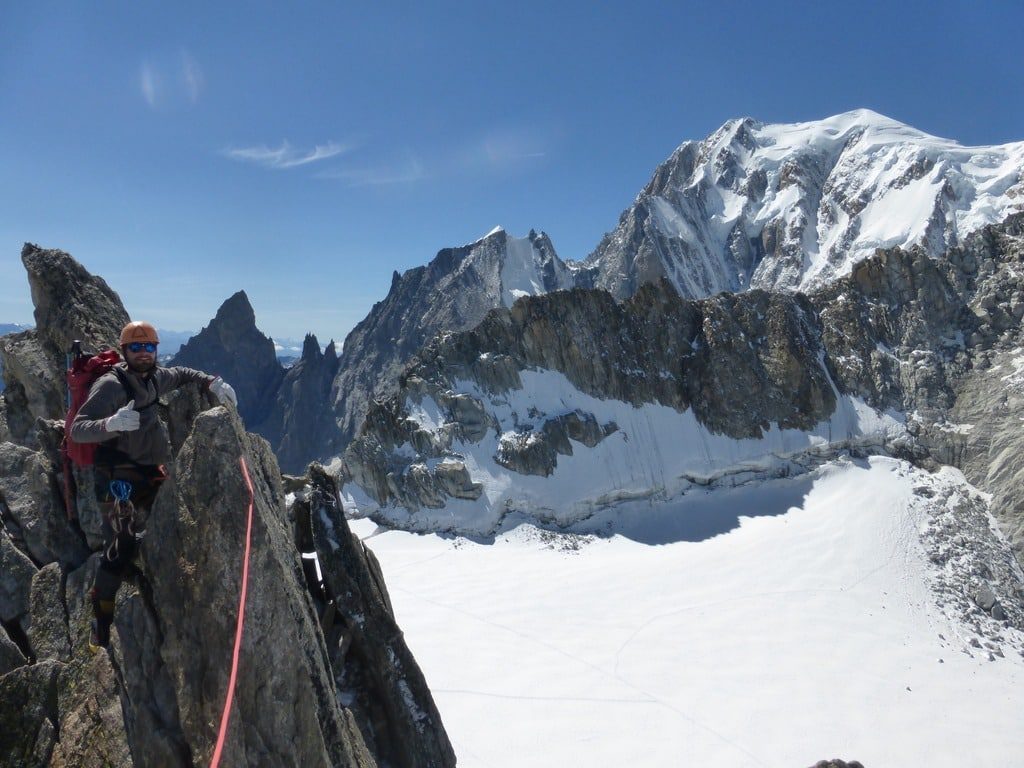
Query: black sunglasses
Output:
[[127, 342, 158, 353]]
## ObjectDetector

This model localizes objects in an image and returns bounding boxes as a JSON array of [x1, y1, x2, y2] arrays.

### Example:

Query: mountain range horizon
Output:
[[6, 109, 1023, 345]]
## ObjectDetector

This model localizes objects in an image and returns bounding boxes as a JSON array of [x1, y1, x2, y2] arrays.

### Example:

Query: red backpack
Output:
[[61, 344, 129, 518]]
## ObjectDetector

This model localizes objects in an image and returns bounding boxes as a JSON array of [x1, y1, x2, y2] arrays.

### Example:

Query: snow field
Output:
[[356, 457, 1024, 768]]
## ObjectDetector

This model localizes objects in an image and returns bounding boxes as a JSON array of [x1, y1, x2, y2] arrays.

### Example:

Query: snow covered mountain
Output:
[[340, 214, 1024, 552], [581, 109, 1024, 299], [326, 227, 571, 452], [307, 110, 1024, 472]]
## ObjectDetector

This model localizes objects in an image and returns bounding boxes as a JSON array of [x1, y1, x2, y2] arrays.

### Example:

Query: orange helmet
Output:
[[119, 321, 160, 346]]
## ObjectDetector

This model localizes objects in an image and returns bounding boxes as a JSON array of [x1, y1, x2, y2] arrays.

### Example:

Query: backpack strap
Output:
[[110, 367, 160, 411]]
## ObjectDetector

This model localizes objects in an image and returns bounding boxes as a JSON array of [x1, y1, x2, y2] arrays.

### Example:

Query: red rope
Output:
[[209, 456, 256, 768]]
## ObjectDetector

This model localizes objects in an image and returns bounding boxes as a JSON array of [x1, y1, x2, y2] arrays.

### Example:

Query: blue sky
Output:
[[2, 1, 1022, 342]]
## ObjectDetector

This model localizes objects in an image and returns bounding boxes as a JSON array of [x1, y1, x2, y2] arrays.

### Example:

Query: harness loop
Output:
[[105, 480, 137, 560]]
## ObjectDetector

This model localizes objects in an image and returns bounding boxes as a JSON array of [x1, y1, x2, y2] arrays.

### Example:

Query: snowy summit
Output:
[[586, 109, 1024, 299]]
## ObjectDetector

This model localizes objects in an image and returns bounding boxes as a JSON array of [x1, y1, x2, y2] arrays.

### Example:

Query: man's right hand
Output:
[[105, 400, 140, 432]]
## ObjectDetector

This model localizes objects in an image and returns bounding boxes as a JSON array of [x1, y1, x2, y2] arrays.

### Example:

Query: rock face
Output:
[[0, 247, 454, 768], [341, 214, 1024, 556], [0, 324, 24, 395], [304, 466, 456, 768], [260, 334, 341, 474], [580, 109, 1024, 301], [170, 290, 284, 430], [341, 281, 851, 532], [326, 228, 572, 456]]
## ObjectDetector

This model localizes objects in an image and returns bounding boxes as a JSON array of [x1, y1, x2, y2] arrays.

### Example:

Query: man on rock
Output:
[[70, 320, 238, 649]]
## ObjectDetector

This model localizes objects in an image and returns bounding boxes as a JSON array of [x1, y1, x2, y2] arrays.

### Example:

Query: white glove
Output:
[[210, 377, 238, 407], [105, 400, 140, 432]]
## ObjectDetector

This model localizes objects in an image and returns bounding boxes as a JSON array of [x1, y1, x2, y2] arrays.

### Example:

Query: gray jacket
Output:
[[70, 363, 216, 466]]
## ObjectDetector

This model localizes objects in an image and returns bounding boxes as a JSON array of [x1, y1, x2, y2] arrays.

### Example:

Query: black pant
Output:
[[90, 461, 166, 632]]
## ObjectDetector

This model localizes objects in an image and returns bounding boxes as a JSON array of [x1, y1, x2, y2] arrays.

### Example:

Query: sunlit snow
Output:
[[640, 109, 1024, 295], [356, 457, 1024, 768]]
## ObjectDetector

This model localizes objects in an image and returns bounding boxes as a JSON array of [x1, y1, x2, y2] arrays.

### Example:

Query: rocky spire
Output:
[[265, 333, 342, 474], [171, 290, 284, 430], [0, 245, 130, 446], [301, 331, 322, 362]]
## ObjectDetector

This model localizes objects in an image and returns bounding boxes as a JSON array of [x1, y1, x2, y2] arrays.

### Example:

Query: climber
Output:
[[70, 320, 238, 649]]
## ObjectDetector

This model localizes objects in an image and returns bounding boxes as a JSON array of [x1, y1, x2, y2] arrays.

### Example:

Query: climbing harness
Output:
[[209, 455, 256, 768], [105, 479, 137, 561]]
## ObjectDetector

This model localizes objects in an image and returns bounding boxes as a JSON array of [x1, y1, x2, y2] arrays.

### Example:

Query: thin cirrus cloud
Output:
[[140, 50, 204, 110], [461, 128, 550, 172], [223, 141, 352, 170], [315, 154, 427, 186], [315, 129, 549, 188]]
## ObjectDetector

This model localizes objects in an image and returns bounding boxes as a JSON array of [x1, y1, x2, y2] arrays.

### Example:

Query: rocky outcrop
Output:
[[0, 527, 36, 632], [0, 660, 62, 766], [259, 334, 341, 474], [170, 290, 284, 430], [0, 246, 454, 768], [341, 214, 1024, 552], [0, 325, 18, 395], [0, 440, 89, 567], [0, 245, 129, 447], [143, 403, 373, 766], [303, 466, 456, 767]]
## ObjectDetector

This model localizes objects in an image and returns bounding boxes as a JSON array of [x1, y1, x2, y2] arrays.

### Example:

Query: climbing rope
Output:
[[209, 455, 256, 768]]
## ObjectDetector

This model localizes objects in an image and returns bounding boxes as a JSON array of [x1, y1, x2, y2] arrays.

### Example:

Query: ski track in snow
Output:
[[391, 581, 772, 766], [356, 457, 1024, 768]]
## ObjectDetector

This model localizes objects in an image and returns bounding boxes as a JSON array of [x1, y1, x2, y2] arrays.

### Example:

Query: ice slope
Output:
[[343, 368, 908, 537], [495, 228, 573, 307], [355, 457, 1024, 768]]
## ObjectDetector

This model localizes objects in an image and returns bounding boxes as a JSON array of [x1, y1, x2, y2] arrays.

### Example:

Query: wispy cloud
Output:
[[139, 50, 204, 110], [181, 51, 204, 105], [140, 63, 158, 108], [316, 155, 427, 186], [459, 128, 551, 173], [312, 127, 554, 188], [223, 140, 351, 170]]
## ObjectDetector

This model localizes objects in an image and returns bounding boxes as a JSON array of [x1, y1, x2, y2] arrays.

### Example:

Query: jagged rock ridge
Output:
[[0, 246, 454, 767], [259, 333, 341, 474], [291, 110, 1023, 471], [341, 214, 1024, 562], [326, 227, 572, 455]]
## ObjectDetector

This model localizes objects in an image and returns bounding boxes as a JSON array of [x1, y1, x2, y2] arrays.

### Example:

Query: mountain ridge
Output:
[[339, 212, 1024, 558]]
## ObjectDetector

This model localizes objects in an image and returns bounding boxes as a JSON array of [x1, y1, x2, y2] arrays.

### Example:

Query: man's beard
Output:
[[126, 358, 156, 374]]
